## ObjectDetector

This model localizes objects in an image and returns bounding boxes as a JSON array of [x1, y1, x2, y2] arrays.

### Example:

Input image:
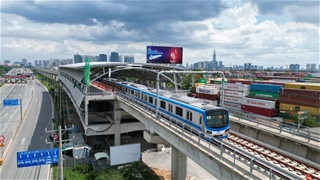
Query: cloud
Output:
[[249, 0, 319, 24]]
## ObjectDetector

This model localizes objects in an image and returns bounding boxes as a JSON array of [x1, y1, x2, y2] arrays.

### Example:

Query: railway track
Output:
[[226, 133, 320, 180]]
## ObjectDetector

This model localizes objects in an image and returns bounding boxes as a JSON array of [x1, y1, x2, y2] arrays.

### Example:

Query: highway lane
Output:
[[0, 83, 32, 154], [0, 80, 53, 180]]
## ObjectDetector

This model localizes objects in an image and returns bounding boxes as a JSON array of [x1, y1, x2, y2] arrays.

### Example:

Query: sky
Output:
[[1, 0, 319, 68]]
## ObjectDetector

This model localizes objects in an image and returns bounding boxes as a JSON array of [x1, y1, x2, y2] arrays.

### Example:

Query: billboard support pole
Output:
[[156, 71, 225, 118], [173, 73, 178, 93]]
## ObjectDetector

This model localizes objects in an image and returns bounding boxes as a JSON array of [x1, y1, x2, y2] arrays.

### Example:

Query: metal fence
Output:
[[116, 92, 299, 180]]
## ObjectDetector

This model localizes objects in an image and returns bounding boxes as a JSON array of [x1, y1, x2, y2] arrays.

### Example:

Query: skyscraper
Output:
[[110, 52, 119, 62], [74, 54, 83, 63], [212, 49, 216, 62], [22, 58, 27, 67], [99, 54, 107, 62], [124, 55, 135, 63]]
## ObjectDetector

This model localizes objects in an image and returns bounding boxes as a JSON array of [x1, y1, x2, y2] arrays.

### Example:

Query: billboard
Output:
[[146, 46, 183, 64], [110, 143, 140, 166]]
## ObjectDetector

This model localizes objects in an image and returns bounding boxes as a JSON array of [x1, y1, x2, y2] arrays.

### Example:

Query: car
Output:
[[25, 159, 31, 164], [18, 160, 24, 165]]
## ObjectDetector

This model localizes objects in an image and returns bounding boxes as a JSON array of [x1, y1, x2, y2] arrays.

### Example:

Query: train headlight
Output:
[[206, 130, 212, 134]]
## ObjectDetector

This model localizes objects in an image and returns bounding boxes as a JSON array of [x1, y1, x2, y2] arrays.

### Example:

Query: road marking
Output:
[[21, 138, 25, 145], [4, 114, 7, 118]]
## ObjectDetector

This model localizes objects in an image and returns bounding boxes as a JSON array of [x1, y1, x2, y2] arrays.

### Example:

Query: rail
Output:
[[228, 108, 320, 143], [116, 92, 298, 180]]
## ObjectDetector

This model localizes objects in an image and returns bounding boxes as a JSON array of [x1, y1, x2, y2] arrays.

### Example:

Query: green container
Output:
[[249, 91, 280, 99], [198, 78, 207, 84], [213, 80, 228, 84]]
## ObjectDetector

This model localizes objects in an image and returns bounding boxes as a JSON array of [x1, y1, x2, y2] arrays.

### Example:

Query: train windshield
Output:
[[206, 110, 229, 128]]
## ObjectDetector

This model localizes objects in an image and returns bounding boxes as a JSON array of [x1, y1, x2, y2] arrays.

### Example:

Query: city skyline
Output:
[[1, 1, 319, 67]]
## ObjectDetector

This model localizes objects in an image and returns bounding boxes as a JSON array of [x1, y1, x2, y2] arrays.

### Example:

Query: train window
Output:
[[149, 96, 153, 104], [160, 101, 166, 109], [131, 90, 134, 95], [176, 106, 183, 117], [187, 111, 193, 121], [144, 95, 147, 101], [168, 104, 173, 112]]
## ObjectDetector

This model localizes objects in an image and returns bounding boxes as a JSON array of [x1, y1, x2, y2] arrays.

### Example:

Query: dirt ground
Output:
[[152, 168, 198, 180]]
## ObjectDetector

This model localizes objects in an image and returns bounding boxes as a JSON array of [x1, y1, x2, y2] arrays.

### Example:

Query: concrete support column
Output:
[[85, 96, 89, 126], [171, 146, 187, 180], [113, 100, 122, 146]]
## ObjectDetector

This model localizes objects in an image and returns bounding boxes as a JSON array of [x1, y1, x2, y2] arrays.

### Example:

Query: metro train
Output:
[[102, 78, 230, 139]]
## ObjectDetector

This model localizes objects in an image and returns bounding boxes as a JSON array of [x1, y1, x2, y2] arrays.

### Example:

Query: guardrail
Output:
[[116, 92, 298, 180], [228, 108, 320, 143]]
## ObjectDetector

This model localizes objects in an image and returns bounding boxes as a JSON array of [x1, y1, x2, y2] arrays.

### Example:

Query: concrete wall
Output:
[[230, 121, 320, 164]]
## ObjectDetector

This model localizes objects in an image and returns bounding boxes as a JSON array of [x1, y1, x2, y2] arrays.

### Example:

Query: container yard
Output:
[[188, 76, 319, 122]]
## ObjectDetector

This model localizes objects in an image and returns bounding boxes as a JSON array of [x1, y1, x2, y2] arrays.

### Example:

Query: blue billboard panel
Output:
[[3, 99, 19, 106], [146, 46, 183, 64], [17, 148, 59, 168]]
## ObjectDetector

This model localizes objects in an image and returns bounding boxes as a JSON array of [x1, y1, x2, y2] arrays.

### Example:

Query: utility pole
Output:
[[45, 125, 74, 180]]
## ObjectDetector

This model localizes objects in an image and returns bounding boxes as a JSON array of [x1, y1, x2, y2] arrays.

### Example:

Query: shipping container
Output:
[[259, 76, 301, 81], [197, 93, 220, 100], [284, 83, 320, 91], [224, 83, 250, 92], [243, 113, 274, 121], [224, 96, 242, 104], [280, 103, 320, 116], [193, 83, 205, 88], [224, 102, 242, 110], [224, 90, 249, 98], [281, 88, 320, 100], [241, 105, 277, 117], [254, 81, 287, 86], [196, 86, 220, 95], [249, 91, 280, 99], [227, 79, 252, 84], [280, 98, 320, 108], [250, 83, 283, 93], [241, 97, 276, 109]]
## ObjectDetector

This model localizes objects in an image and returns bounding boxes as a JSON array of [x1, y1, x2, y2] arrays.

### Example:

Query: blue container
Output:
[[250, 83, 283, 94]]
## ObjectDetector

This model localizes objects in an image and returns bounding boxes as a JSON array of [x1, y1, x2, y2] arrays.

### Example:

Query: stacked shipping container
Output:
[[239, 83, 282, 117], [223, 83, 249, 111], [279, 85, 320, 116]]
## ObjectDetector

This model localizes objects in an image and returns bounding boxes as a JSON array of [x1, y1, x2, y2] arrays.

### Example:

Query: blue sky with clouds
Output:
[[1, 0, 319, 68]]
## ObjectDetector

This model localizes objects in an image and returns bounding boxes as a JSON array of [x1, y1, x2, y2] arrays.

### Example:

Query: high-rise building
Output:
[[212, 49, 216, 63], [110, 52, 119, 62], [244, 63, 252, 70], [289, 64, 300, 71], [311, 64, 317, 71], [124, 55, 135, 63], [306, 64, 311, 71], [74, 54, 83, 63], [4, 60, 10, 65], [22, 58, 27, 67], [99, 54, 107, 62]]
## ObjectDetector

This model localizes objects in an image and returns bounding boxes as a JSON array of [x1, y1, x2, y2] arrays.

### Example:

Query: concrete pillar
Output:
[[85, 96, 89, 126], [171, 146, 187, 180], [113, 100, 122, 146]]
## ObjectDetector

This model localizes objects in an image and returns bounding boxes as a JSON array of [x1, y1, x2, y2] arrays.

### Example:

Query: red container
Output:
[[281, 88, 320, 100], [241, 105, 276, 117], [279, 98, 320, 108], [259, 76, 301, 81], [227, 79, 252, 84], [254, 81, 287, 86], [197, 93, 220, 100]]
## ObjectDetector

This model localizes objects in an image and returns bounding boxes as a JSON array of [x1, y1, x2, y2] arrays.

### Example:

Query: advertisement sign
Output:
[[146, 46, 183, 64]]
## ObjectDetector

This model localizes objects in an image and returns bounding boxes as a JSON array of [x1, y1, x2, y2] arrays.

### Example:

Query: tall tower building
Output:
[[99, 54, 107, 62], [212, 48, 216, 62], [110, 52, 119, 62], [74, 54, 83, 63], [22, 58, 27, 67]]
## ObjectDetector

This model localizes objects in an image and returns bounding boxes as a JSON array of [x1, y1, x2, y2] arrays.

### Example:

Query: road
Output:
[[0, 80, 53, 180]]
